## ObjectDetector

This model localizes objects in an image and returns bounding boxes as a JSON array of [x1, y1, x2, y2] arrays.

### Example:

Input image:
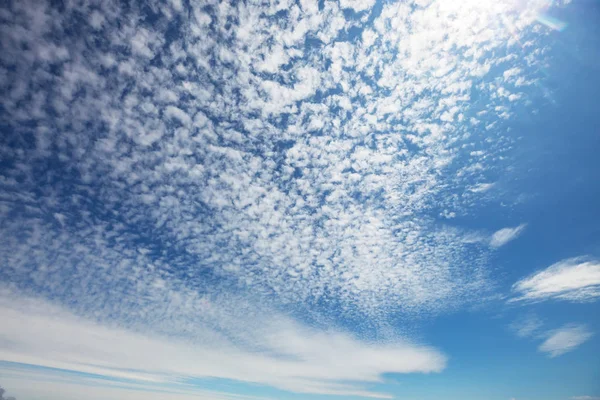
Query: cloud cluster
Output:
[[0, 0, 554, 319], [511, 257, 600, 303]]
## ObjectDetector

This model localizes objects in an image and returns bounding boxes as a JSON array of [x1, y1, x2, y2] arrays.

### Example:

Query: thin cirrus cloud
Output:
[[538, 324, 593, 358], [509, 314, 544, 338], [510, 257, 600, 303], [0, 363, 270, 400], [489, 224, 527, 248]]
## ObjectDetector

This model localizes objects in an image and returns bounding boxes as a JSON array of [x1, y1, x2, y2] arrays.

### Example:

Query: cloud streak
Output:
[[490, 224, 527, 248], [0, 289, 445, 399], [511, 257, 600, 303], [0, 366, 265, 400]]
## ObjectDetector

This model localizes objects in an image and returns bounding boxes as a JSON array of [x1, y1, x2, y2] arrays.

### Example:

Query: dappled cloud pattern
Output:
[[0, 0, 567, 398]]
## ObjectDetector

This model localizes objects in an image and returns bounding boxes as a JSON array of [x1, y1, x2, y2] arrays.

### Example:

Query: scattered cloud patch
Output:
[[538, 324, 593, 358], [511, 257, 600, 303], [490, 224, 527, 248]]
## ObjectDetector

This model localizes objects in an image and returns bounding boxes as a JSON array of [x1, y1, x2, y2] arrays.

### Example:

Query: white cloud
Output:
[[130, 28, 160, 59], [538, 324, 593, 358], [169, 0, 184, 13], [511, 257, 600, 303], [0, 290, 446, 399], [89, 10, 105, 30], [339, 0, 376, 12], [490, 224, 527, 248], [164, 105, 191, 126], [571, 397, 600, 400]]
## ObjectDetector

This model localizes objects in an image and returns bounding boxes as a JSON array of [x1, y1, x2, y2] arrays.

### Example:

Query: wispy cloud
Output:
[[509, 314, 544, 338], [538, 324, 593, 358], [511, 257, 600, 303], [490, 224, 527, 248], [1, 365, 265, 400], [469, 182, 496, 193], [0, 290, 445, 399]]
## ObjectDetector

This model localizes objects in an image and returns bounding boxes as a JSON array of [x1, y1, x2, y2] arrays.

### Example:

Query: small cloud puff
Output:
[[490, 224, 527, 248], [538, 324, 593, 358]]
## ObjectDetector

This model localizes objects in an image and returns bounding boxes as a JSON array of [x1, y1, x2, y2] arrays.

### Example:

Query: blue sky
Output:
[[0, 0, 599, 399]]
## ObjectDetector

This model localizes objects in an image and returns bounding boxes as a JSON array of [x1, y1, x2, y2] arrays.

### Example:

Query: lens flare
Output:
[[536, 13, 568, 31]]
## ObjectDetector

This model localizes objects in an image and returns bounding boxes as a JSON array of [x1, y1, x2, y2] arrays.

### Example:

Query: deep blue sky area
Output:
[[0, 1, 599, 400]]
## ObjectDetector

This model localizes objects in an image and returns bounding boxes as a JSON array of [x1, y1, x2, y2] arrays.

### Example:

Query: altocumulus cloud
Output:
[[0, 0, 568, 398]]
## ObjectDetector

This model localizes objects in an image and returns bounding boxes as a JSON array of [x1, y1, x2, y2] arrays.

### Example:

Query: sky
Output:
[[0, 0, 599, 399]]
